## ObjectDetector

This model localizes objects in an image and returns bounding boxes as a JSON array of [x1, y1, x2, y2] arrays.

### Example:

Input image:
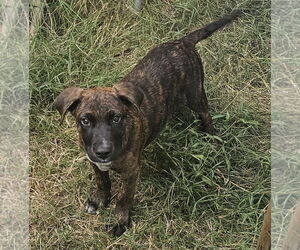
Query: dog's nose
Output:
[[95, 150, 111, 160], [94, 144, 112, 161]]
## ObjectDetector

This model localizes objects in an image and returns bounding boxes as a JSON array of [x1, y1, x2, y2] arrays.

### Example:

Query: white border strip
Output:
[[0, 0, 29, 248], [271, 0, 300, 248]]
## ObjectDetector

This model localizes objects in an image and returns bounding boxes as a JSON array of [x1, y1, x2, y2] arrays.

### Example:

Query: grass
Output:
[[30, 0, 270, 248]]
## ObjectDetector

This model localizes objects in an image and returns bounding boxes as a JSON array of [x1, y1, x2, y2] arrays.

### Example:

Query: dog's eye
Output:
[[80, 117, 90, 126], [112, 115, 121, 124]]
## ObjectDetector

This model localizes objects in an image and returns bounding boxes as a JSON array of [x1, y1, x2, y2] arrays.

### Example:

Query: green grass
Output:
[[30, 0, 270, 248]]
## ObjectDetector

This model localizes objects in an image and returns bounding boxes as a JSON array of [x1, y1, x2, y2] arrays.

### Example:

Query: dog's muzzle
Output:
[[86, 154, 112, 171]]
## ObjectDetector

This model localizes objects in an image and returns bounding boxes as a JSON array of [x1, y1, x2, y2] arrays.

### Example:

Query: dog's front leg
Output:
[[85, 164, 111, 214], [111, 164, 140, 236]]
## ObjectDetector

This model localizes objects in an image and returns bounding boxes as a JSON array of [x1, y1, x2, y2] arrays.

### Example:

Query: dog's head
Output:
[[54, 84, 143, 171]]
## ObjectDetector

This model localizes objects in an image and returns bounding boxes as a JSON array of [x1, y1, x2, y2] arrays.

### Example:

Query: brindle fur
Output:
[[55, 11, 242, 236]]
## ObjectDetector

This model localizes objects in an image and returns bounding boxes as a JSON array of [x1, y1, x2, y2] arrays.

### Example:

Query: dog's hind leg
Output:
[[197, 87, 215, 135], [186, 88, 215, 134], [185, 64, 215, 134], [85, 164, 111, 214]]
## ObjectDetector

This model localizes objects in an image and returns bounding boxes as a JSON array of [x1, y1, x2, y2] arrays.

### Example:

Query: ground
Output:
[[30, 0, 270, 248]]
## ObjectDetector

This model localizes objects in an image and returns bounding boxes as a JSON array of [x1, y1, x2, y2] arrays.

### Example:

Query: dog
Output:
[[54, 10, 242, 236]]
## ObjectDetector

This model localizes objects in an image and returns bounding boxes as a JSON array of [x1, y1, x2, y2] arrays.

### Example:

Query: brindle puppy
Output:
[[55, 10, 241, 236]]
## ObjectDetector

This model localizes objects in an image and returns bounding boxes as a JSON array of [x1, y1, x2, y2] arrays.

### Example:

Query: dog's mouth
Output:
[[94, 161, 112, 171], [86, 154, 112, 171]]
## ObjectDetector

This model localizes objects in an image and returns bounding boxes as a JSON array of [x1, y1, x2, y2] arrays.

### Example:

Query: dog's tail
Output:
[[181, 10, 242, 45]]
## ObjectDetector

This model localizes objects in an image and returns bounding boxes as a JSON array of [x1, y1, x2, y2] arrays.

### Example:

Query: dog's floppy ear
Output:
[[54, 87, 83, 124], [114, 83, 144, 112]]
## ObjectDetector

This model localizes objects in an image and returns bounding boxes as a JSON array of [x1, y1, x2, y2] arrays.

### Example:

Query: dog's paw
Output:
[[85, 200, 99, 215], [199, 124, 216, 135], [106, 223, 127, 237]]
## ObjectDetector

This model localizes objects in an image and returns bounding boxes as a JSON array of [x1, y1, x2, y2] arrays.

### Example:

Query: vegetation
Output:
[[30, 0, 270, 248]]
